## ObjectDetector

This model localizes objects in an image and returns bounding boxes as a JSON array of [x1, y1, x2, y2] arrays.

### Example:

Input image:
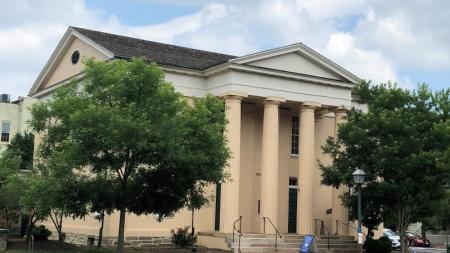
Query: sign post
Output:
[[300, 235, 318, 253]]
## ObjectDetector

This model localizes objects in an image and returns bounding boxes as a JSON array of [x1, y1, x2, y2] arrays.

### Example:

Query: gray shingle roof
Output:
[[72, 27, 237, 70]]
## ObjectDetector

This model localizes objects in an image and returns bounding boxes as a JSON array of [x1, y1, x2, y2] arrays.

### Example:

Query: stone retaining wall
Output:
[[49, 231, 172, 248], [104, 236, 172, 248]]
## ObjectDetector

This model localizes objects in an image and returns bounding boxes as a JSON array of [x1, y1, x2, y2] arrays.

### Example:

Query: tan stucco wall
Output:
[[42, 38, 108, 89], [41, 102, 338, 238], [313, 115, 335, 229], [0, 97, 37, 154], [239, 103, 263, 233], [236, 103, 336, 234], [0, 102, 19, 154], [42, 184, 217, 238]]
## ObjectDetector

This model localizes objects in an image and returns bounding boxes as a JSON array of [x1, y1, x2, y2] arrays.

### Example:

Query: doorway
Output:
[[288, 177, 298, 233]]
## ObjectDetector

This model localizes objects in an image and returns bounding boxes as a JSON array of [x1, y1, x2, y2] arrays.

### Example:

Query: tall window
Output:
[[1, 121, 10, 142], [291, 116, 299, 155]]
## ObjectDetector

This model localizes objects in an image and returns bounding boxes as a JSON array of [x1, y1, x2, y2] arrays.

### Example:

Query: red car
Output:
[[406, 232, 431, 247]]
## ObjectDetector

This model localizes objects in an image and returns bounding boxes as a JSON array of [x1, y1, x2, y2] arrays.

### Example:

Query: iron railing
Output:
[[314, 219, 331, 249], [335, 219, 367, 237], [263, 216, 282, 251], [232, 216, 243, 253]]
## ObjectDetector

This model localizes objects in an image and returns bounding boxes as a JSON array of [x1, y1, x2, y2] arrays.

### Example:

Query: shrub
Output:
[[364, 236, 392, 253], [171, 226, 196, 248], [378, 237, 393, 253], [30, 225, 52, 241]]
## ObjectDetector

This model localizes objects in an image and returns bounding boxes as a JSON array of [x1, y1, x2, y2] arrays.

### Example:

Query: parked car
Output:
[[383, 229, 401, 250], [405, 232, 431, 247]]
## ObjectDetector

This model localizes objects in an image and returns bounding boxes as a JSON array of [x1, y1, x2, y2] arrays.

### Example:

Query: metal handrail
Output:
[[314, 219, 332, 249], [335, 220, 367, 237], [232, 216, 243, 253], [263, 217, 282, 251], [28, 235, 34, 253]]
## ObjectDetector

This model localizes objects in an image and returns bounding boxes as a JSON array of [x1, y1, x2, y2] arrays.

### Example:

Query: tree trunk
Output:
[[58, 220, 64, 242], [191, 209, 195, 237], [117, 206, 126, 253], [98, 211, 105, 248], [398, 210, 407, 253], [421, 226, 427, 239], [4, 209, 9, 230]]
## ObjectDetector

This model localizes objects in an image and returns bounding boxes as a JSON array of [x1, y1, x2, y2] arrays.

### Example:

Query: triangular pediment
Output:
[[230, 43, 361, 84], [29, 27, 114, 96], [246, 52, 343, 80]]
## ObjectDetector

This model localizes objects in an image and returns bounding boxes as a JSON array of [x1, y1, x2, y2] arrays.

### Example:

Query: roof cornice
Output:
[[204, 63, 354, 89], [71, 28, 114, 59]]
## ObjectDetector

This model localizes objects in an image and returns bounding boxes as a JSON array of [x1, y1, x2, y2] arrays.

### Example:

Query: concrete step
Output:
[[284, 238, 356, 244], [320, 249, 361, 253], [234, 246, 298, 253], [229, 241, 357, 247], [229, 238, 356, 245], [228, 234, 358, 253], [234, 247, 360, 253], [234, 249, 360, 253]]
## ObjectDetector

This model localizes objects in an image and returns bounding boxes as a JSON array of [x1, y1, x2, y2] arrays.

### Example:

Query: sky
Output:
[[1, 0, 449, 100]]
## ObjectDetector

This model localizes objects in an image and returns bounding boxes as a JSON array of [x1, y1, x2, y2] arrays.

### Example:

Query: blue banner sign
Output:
[[300, 235, 315, 253]]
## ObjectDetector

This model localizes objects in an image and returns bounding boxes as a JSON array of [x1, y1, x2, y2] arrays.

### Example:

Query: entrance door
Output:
[[288, 178, 298, 233], [214, 183, 221, 231]]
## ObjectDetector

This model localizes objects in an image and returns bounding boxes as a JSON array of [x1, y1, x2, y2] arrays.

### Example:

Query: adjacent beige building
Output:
[[28, 27, 372, 246], [0, 95, 37, 155]]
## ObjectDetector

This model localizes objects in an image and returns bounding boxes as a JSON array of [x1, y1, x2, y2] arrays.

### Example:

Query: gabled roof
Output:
[[30, 26, 361, 97], [229, 43, 361, 84], [72, 27, 237, 70]]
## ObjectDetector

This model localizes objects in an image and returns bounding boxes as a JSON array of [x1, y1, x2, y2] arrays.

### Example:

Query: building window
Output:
[[1, 121, 10, 142], [289, 177, 298, 187], [291, 116, 299, 155]]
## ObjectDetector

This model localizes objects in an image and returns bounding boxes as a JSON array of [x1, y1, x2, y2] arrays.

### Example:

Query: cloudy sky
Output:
[[1, 0, 449, 100]]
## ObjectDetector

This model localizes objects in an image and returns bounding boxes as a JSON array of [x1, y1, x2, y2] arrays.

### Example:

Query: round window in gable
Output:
[[71, 51, 80, 64]]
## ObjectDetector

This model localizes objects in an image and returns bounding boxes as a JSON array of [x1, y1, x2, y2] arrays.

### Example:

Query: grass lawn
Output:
[[6, 250, 112, 253]]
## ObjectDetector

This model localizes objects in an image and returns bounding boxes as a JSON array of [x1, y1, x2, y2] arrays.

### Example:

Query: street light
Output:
[[352, 168, 366, 246]]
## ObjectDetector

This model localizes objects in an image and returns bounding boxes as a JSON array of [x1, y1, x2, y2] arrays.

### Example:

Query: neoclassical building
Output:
[[29, 27, 367, 246]]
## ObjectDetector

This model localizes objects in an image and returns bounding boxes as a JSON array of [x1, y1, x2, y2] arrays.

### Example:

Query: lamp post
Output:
[[352, 168, 366, 246]]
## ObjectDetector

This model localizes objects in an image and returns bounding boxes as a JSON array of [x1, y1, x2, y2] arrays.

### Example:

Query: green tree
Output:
[[22, 155, 90, 241], [0, 132, 34, 230], [30, 58, 229, 253], [88, 172, 115, 247], [320, 81, 450, 253], [341, 182, 384, 235]]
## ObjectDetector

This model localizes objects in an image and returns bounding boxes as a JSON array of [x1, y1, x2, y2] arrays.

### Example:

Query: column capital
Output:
[[315, 108, 330, 119], [334, 106, 348, 115], [263, 96, 285, 106], [219, 91, 248, 101], [300, 101, 321, 111]]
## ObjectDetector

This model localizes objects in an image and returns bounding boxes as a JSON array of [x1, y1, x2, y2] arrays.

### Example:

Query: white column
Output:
[[331, 107, 349, 235], [219, 92, 247, 233], [297, 102, 320, 234], [260, 97, 285, 233]]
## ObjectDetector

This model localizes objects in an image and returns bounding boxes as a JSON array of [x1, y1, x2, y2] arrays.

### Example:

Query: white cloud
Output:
[[1, 0, 450, 99], [354, 0, 450, 70], [324, 32, 404, 86], [98, 3, 228, 44]]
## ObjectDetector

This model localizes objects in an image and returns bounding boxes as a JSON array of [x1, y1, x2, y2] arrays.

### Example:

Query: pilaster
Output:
[[331, 107, 349, 235]]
